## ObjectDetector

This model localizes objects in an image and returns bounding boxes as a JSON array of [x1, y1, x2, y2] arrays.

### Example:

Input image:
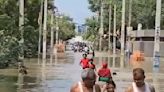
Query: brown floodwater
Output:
[[0, 48, 164, 92]]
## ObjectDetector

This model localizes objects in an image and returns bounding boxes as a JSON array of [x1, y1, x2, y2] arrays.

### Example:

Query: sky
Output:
[[55, 0, 93, 25]]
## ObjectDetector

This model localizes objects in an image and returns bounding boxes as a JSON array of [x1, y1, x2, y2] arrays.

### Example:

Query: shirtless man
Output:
[[125, 68, 155, 92], [70, 68, 101, 92]]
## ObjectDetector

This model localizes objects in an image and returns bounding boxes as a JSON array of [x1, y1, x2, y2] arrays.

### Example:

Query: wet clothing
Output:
[[78, 81, 96, 92], [80, 58, 90, 69], [98, 63, 112, 82], [132, 82, 151, 92], [98, 77, 110, 82], [98, 64, 111, 78]]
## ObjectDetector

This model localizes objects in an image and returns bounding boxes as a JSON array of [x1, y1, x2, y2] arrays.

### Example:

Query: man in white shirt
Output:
[[125, 68, 155, 92]]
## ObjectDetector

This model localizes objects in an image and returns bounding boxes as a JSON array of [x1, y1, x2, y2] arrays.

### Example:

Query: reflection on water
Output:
[[17, 73, 23, 92], [0, 50, 164, 92], [0, 75, 17, 92], [0, 74, 39, 92], [94, 56, 126, 69]]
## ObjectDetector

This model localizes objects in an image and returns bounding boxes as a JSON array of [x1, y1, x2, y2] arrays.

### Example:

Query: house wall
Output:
[[131, 41, 164, 57]]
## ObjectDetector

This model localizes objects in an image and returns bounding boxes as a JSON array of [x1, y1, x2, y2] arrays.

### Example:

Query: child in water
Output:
[[102, 80, 116, 92]]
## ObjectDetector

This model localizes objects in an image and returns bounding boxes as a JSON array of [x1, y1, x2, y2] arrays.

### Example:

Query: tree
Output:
[[131, 0, 156, 29], [0, 0, 41, 68], [0, 0, 76, 68], [0, 0, 19, 68], [57, 15, 76, 41], [86, 0, 164, 41], [83, 16, 99, 41]]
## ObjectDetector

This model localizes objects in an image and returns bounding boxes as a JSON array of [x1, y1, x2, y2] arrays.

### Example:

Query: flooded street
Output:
[[0, 46, 164, 92], [0, 48, 84, 92], [0, 0, 164, 91]]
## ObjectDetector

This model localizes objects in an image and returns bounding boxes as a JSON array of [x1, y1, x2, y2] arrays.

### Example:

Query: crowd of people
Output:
[[70, 51, 155, 92], [71, 42, 88, 52], [71, 42, 95, 58]]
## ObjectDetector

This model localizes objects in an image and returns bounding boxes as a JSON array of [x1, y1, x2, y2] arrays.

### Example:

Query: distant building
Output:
[[78, 25, 87, 35], [129, 29, 164, 57]]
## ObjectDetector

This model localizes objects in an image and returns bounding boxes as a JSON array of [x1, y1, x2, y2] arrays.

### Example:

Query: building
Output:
[[129, 29, 164, 57]]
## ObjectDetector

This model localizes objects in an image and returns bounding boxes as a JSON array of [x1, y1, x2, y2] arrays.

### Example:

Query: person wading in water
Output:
[[80, 54, 90, 69], [70, 68, 101, 92], [125, 68, 155, 92], [98, 62, 112, 82], [102, 80, 116, 92]]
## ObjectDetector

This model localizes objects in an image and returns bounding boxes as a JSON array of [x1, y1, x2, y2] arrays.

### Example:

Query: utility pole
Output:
[[108, 5, 112, 51], [153, 1, 161, 91], [128, 0, 132, 27], [55, 14, 59, 45], [99, 0, 104, 51], [121, 0, 126, 56], [120, 0, 126, 68], [126, 0, 133, 63], [112, 5, 117, 68], [18, 1, 24, 89], [19, 0, 24, 65], [54, 9, 58, 65], [50, 10, 54, 64], [153, 0, 161, 68], [42, 0, 48, 67], [113, 5, 116, 55], [38, 0, 43, 64]]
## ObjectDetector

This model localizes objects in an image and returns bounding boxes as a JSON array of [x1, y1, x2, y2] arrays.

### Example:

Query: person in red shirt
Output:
[[98, 62, 112, 82], [80, 54, 90, 69]]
